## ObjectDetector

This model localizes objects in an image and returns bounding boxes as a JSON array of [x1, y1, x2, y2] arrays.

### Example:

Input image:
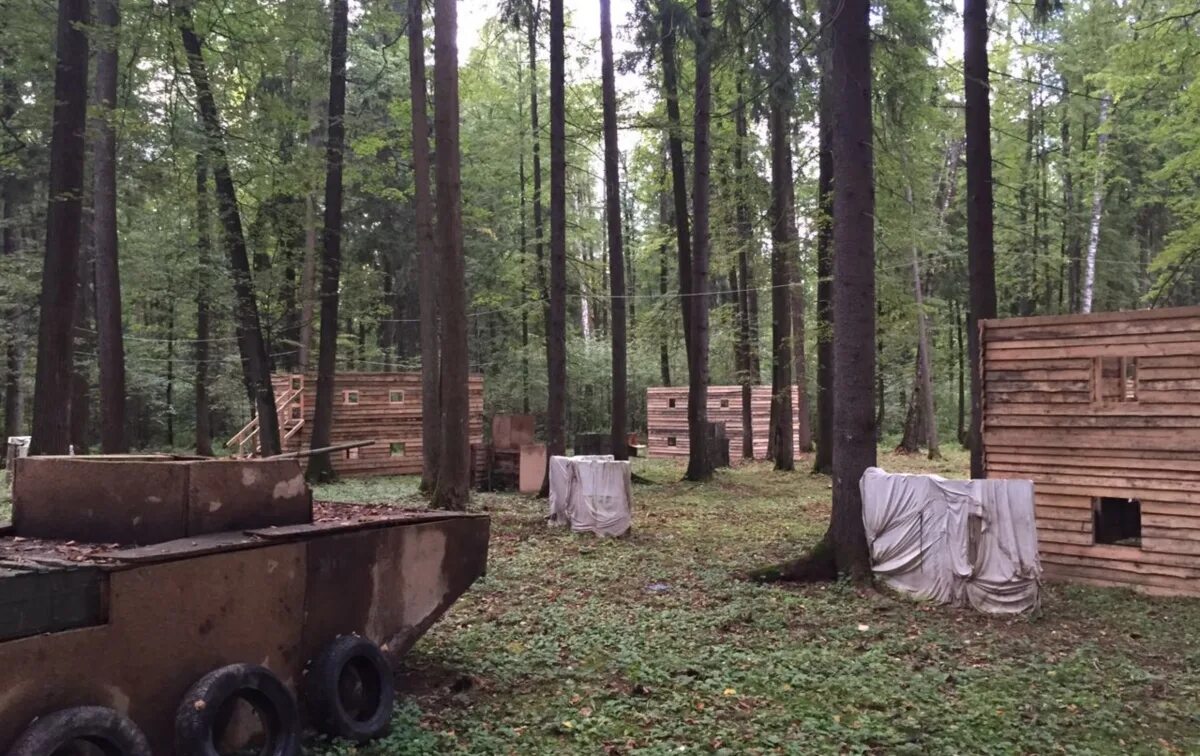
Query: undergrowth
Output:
[[312, 448, 1200, 754]]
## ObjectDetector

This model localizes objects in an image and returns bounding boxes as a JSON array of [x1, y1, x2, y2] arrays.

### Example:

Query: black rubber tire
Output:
[[304, 635, 395, 743], [174, 663, 300, 756], [7, 705, 152, 756]]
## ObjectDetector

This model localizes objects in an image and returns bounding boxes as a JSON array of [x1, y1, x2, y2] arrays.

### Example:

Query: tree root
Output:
[[747, 535, 839, 584]]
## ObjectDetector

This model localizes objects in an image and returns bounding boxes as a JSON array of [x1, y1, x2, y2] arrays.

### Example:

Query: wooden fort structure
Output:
[[229, 373, 484, 476], [981, 305, 1200, 597], [646, 386, 803, 461]]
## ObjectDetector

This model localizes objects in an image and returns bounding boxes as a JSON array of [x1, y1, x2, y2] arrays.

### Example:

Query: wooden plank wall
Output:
[[981, 305, 1200, 597], [646, 386, 802, 462], [273, 373, 484, 477]]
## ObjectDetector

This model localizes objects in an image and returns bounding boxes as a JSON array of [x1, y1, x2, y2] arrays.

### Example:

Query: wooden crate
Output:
[[981, 305, 1200, 597]]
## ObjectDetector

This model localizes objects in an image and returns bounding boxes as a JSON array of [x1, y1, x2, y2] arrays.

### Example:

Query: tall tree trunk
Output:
[[828, 0, 875, 577], [812, 0, 834, 475], [768, 0, 794, 472], [526, 0, 549, 417], [518, 62, 530, 415], [194, 152, 213, 456], [955, 296, 966, 447], [30, 0, 89, 456], [724, 19, 753, 463], [409, 0, 441, 493], [791, 263, 812, 453], [305, 0, 349, 481], [166, 296, 176, 448], [1080, 94, 1112, 315], [907, 183, 940, 459], [1, 69, 23, 441], [600, 0, 628, 461], [177, 4, 281, 456], [432, 0, 470, 509], [297, 98, 322, 373], [93, 0, 127, 453], [68, 234, 92, 454], [658, 171, 672, 387], [1061, 76, 1081, 313], [659, 2, 693, 360], [541, 0, 568, 480], [963, 0, 997, 478], [685, 0, 713, 481]]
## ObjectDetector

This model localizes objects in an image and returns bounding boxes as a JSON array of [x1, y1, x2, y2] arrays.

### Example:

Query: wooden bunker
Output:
[[646, 386, 803, 461], [232, 373, 484, 477], [981, 305, 1200, 597]]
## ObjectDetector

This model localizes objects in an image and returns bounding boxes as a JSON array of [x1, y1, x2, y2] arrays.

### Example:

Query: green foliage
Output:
[[310, 451, 1200, 754], [3, 0, 1199, 457]]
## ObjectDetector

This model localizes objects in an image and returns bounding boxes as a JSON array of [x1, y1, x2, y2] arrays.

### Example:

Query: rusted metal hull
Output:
[[0, 513, 489, 754]]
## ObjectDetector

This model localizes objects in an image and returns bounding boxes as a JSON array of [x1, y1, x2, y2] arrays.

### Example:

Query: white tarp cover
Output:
[[861, 467, 1042, 614], [548, 455, 632, 537]]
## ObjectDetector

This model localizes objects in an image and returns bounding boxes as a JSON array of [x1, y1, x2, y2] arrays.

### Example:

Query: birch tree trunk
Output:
[[1081, 94, 1112, 315]]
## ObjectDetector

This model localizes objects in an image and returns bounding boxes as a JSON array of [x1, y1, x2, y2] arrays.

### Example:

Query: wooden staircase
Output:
[[226, 376, 306, 457]]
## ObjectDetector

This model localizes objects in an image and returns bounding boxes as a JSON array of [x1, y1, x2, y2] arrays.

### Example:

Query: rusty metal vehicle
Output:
[[0, 455, 489, 755]]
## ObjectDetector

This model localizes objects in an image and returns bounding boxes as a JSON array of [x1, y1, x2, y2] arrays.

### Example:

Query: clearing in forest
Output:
[[311, 450, 1200, 755]]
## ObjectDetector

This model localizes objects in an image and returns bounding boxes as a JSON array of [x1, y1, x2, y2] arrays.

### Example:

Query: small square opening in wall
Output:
[[345, 447, 360, 460], [1094, 357, 1138, 403], [389, 390, 405, 404], [290, 377, 302, 390], [667, 436, 677, 447], [343, 390, 359, 405], [668, 398, 676, 408], [389, 442, 406, 457], [290, 405, 301, 420], [1094, 497, 1141, 547], [720, 398, 730, 408]]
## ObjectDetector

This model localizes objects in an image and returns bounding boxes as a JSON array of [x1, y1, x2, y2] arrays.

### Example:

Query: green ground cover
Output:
[[201, 451, 1200, 753]]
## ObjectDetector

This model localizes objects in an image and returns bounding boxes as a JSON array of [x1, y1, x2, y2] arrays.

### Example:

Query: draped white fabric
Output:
[[548, 455, 632, 537], [860, 467, 1041, 614]]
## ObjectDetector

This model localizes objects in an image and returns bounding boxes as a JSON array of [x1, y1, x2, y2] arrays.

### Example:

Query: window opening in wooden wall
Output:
[[290, 376, 302, 390], [343, 390, 359, 405], [668, 398, 676, 408], [719, 398, 730, 408], [389, 442, 406, 457], [1093, 357, 1138, 403], [345, 447, 360, 460], [1093, 497, 1141, 547], [389, 390, 404, 404], [667, 436, 677, 447]]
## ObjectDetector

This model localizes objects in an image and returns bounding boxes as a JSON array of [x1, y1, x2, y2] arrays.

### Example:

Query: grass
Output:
[[272, 451, 1195, 753]]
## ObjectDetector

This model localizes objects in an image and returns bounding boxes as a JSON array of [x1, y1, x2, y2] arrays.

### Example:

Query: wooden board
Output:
[[273, 373, 484, 477], [646, 386, 803, 461], [980, 305, 1200, 597]]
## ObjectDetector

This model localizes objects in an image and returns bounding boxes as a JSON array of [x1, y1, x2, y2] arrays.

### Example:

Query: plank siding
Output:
[[646, 386, 802, 462], [981, 306, 1200, 597], [272, 373, 483, 477]]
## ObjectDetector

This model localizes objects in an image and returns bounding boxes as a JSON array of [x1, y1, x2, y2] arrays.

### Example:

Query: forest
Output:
[[2, 0, 1200, 506], [3, 0, 1200, 750]]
